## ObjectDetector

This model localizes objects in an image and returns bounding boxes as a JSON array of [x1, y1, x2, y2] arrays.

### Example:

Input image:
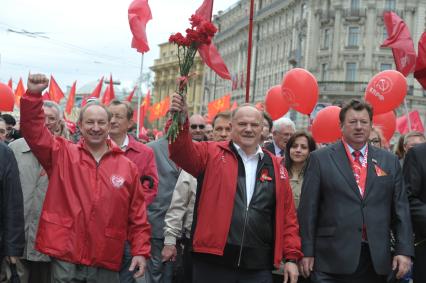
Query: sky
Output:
[[0, 0, 239, 93]]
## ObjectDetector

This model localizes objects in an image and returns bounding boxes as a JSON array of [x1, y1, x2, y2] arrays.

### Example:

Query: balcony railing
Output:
[[343, 8, 367, 19], [318, 81, 369, 95]]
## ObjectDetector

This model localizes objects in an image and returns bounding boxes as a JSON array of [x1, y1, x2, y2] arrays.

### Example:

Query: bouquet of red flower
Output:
[[167, 14, 218, 142]]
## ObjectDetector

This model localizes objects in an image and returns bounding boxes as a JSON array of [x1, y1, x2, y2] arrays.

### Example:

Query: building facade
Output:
[[204, 0, 426, 129], [150, 42, 205, 127]]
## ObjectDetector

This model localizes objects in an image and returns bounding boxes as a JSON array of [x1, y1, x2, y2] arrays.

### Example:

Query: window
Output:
[[385, 0, 396, 11], [351, 0, 360, 10], [301, 3, 307, 19], [321, 63, 328, 81], [348, 27, 359, 47], [323, 29, 331, 49], [380, 63, 392, 71], [346, 63, 357, 81]]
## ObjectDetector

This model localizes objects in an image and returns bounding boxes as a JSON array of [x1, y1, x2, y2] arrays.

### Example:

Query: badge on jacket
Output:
[[111, 175, 125, 189], [372, 159, 388, 176]]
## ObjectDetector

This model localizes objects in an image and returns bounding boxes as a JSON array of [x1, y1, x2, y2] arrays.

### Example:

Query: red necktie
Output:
[[352, 150, 363, 195], [353, 150, 367, 240]]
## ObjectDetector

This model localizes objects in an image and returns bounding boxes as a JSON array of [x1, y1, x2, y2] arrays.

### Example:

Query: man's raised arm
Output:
[[20, 74, 56, 174]]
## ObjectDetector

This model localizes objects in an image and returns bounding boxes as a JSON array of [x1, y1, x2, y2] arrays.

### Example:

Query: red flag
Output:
[[126, 86, 137, 102], [91, 76, 104, 98], [42, 91, 50, 101], [194, 0, 231, 80], [132, 89, 151, 130], [414, 32, 426, 89], [48, 76, 65, 103], [195, 0, 213, 20], [207, 94, 231, 119], [148, 96, 169, 122], [7, 78, 12, 90], [63, 116, 77, 134], [396, 110, 424, 134], [65, 81, 77, 115], [143, 89, 151, 112], [381, 12, 416, 77], [128, 0, 152, 53], [14, 78, 25, 108], [231, 101, 238, 111], [102, 75, 115, 105]]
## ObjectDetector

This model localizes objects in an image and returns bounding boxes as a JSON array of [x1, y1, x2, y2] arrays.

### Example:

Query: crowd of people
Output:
[[1, 73, 425, 283]]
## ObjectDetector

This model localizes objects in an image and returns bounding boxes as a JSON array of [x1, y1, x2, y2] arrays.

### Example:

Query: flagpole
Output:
[[136, 54, 144, 138], [403, 98, 412, 131], [245, 0, 255, 103]]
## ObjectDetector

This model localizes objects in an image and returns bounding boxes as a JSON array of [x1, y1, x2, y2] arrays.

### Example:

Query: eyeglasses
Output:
[[369, 138, 381, 145], [190, 124, 205, 130]]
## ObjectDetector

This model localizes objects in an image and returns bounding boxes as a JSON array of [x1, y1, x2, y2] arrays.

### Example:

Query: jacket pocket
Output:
[[38, 212, 73, 256], [101, 228, 126, 264], [316, 226, 336, 237]]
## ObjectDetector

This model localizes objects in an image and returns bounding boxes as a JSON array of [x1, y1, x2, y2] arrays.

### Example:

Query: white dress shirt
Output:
[[233, 143, 264, 206]]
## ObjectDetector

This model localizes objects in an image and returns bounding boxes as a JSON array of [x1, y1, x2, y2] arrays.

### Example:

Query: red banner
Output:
[[396, 110, 424, 134], [207, 94, 231, 119]]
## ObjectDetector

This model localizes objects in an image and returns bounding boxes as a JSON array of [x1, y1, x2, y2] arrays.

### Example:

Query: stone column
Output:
[[331, 4, 343, 78]]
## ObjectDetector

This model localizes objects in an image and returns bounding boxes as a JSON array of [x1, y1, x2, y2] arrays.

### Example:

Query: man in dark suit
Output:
[[403, 143, 426, 282], [298, 99, 414, 283]]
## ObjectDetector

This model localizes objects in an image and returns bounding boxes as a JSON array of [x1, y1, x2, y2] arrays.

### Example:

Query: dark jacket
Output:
[[0, 142, 25, 258], [298, 141, 414, 275], [147, 138, 180, 239], [403, 143, 426, 241]]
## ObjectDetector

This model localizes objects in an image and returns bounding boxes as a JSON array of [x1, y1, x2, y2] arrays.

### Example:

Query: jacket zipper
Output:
[[237, 205, 249, 267]]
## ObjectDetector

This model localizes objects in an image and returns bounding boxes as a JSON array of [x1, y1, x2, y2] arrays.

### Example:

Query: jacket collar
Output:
[[330, 141, 377, 200], [77, 138, 123, 155], [126, 135, 141, 153]]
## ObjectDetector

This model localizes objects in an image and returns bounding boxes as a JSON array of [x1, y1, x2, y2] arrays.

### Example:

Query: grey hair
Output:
[[272, 117, 296, 132], [43, 100, 62, 118], [404, 131, 426, 145]]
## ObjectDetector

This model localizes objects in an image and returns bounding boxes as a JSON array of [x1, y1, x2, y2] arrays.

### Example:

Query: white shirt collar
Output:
[[347, 143, 367, 157], [233, 143, 264, 160], [272, 140, 283, 156], [119, 135, 130, 150]]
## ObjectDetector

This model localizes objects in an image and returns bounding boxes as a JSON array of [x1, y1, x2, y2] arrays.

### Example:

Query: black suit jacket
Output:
[[403, 143, 426, 240], [298, 141, 414, 275], [0, 142, 25, 258]]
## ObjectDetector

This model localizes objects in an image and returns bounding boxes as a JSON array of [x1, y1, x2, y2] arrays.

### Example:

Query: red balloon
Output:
[[281, 68, 319, 115], [311, 106, 342, 143], [372, 111, 396, 142], [0, 83, 14, 111], [264, 85, 290, 120], [365, 70, 407, 115]]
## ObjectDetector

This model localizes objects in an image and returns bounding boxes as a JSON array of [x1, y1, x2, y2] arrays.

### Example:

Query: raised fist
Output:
[[27, 74, 49, 94]]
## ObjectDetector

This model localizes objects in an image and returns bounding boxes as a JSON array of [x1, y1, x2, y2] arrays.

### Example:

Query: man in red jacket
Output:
[[20, 74, 151, 283], [108, 99, 158, 283], [168, 93, 302, 283]]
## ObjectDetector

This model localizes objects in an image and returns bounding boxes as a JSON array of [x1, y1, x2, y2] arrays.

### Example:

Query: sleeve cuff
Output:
[[164, 235, 177, 246]]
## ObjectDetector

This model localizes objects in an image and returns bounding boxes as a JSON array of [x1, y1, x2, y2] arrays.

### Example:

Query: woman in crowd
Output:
[[284, 130, 317, 208], [369, 126, 385, 148]]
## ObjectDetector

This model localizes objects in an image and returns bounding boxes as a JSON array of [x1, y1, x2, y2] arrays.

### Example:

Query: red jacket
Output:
[[20, 92, 151, 271], [125, 135, 158, 205], [168, 119, 303, 267]]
